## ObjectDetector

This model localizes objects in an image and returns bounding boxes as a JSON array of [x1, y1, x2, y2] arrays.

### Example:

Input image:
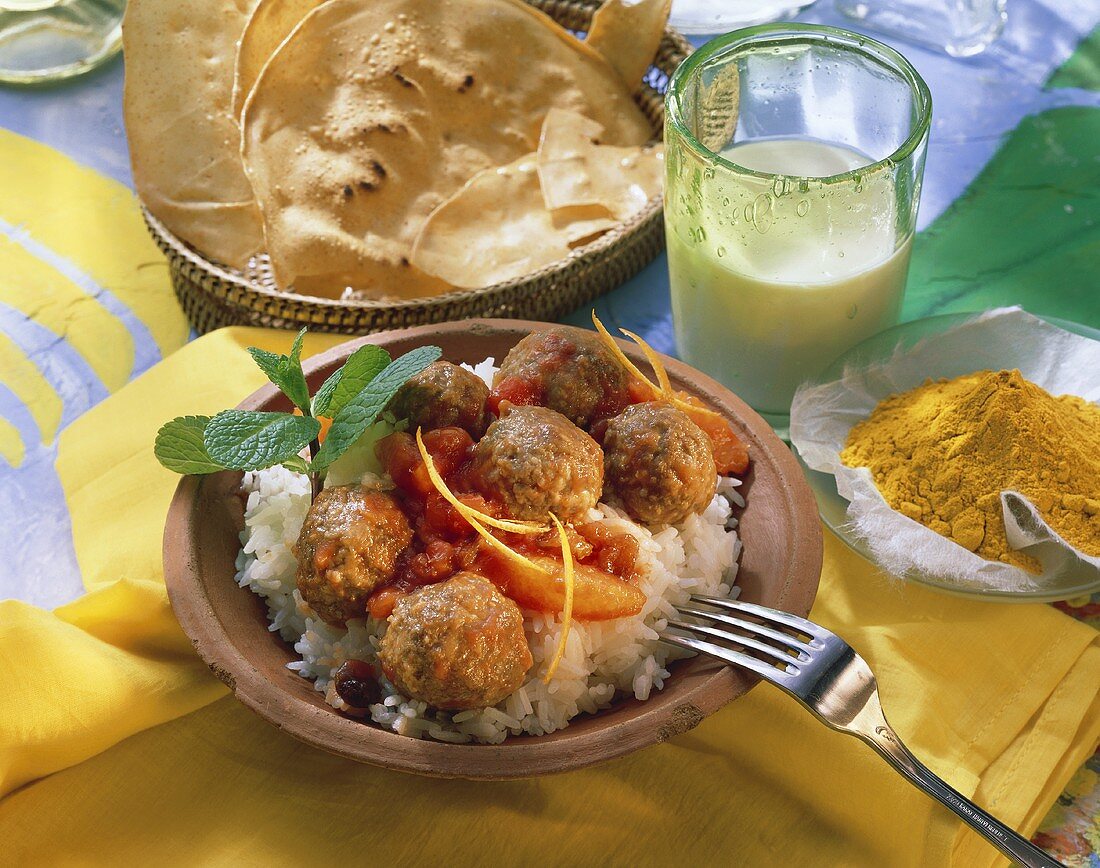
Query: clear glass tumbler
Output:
[[670, 0, 819, 36], [0, 0, 125, 85], [835, 0, 1007, 58], [664, 24, 931, 436]]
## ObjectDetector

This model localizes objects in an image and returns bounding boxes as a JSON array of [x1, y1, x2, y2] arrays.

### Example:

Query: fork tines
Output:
[[689, 594, 820, 637], [659, 595, 819, 683]]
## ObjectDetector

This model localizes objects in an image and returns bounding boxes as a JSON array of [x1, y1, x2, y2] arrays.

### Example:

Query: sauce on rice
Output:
[[240, 326, 750, 736]]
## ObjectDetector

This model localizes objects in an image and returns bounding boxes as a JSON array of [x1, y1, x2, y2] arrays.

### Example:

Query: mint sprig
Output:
[[312, 345, 441, 470], [311, 343, 391, 418], [204, 410, 320, 471], [153, 331, 442, 499], [248, 328, 311, 414]]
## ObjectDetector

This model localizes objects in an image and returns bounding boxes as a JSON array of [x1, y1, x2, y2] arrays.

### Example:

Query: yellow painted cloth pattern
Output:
[[0, 129, 187, 360], [0, 129, 189, 466], [0, 328, 1096, 867]]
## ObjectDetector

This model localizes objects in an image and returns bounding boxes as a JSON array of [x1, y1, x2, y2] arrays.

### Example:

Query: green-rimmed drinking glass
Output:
[[664, 24, 932, 437]]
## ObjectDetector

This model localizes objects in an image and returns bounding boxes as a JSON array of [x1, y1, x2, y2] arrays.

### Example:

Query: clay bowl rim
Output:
[[164, 319, 823, 779]]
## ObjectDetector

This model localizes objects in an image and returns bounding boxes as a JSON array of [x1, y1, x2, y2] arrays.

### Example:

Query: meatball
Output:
[[295, 485, 413, 626], [387, 360, 490, 438], [470, 405, 603, 521], [602, 403, 717, 526], [492, 327, 631, 429], [379, 572, 532, 710]]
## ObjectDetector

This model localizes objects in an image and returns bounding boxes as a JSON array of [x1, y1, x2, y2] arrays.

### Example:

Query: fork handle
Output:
[[862, 724, 1063, 868]]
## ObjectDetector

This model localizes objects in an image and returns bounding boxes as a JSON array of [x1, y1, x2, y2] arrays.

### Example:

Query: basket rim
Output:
[[141, 5, 692, 315], [143, 196, 662, 313]]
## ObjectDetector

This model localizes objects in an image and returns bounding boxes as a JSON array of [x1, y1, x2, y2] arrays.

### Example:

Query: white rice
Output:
[[233, 359, 745, 744]]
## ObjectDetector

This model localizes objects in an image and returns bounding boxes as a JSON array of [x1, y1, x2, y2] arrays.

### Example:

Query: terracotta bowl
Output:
[[164, 319, 823, 778]]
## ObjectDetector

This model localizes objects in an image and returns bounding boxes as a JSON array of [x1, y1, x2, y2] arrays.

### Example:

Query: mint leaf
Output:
[[311, 368, 342, 418], [283, 328, 311, 412], [311, 344, 391, 418], [204, 410, 320, 471], [247, 346, 285, 385], [247, 328, 310, 414], [280, 455, 310, 474], [312, 345, 441, 470], [154, 416, 225, 474], [288, 327, 306, 362]]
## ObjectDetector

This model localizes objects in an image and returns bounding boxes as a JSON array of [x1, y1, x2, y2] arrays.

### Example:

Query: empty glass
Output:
[[670, 0, 819, 35], [0, 0, 125, 85], [835, 0, 1007, 58]]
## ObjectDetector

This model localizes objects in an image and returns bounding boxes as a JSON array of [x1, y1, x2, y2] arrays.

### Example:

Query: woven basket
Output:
[[142, 0, 691, 335]]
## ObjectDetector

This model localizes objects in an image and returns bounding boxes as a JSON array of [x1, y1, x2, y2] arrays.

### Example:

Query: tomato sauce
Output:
[[485, 334, 749, 475], [675, 392, 750, 474], [499, 525, 642, 586], [487, 375, 540, 416], [367, 425, 641, 617]]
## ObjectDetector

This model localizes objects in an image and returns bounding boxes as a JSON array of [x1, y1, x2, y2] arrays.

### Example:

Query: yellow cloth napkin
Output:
[[1, 327, 1097, 867]]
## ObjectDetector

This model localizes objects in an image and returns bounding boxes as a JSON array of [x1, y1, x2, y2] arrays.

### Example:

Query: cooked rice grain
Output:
[[234, 373, 743, 744]]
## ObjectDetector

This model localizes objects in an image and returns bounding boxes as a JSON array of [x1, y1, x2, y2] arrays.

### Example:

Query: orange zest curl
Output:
[[591, 312, 661, 400], [620, 327, 672, 395], [591, 311, 723, 422], [543, 515, 576, 683], [416, 429, 549, 576], [591, 312, 749, 473]]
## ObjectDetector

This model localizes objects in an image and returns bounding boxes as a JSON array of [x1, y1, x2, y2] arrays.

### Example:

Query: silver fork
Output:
[[660, 595, 1064, 868]]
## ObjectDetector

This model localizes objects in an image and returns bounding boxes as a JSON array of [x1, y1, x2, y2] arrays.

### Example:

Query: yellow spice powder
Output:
[[840, 369, 1100, 574]]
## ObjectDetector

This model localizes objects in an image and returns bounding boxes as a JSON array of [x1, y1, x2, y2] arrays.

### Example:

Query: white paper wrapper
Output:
[[790, 307, 1100, 594]]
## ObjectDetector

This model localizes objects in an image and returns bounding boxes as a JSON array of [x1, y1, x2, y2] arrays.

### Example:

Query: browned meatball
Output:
[[295, 485, 413, 626], [492, 327, 631, 429], [470, 405, 603, 521], [602, 403, 717, 526], [387, 361, 489, 438], [379, 572, 532, 710]]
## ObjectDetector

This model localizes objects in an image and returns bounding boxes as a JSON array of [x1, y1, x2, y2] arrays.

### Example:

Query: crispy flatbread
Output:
[[123, 0, 264, 268], [537, 108, 664, 220], [586, 0, 671, 92], [232, 0, 324, 121], [241, 0, 652, 299], [411, 156, 616, 289]]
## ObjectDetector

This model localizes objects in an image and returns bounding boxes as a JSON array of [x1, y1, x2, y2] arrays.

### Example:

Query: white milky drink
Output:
[[664, 25, 931, 431], [668, 137, 912, 417]]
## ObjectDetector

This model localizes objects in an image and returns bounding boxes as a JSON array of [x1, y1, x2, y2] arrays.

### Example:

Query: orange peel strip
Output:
[[620, 327, 673, 395], [592, 311, 724, 423], [416, 429, 549, 577], [416, 428, 548, 536], [669, 392, 723, 422], [543, 514, 575, 683], [591, 311, 660, 399]]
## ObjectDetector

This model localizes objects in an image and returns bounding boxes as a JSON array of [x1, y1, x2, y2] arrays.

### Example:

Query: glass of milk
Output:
[[664, 24, 931, 436]]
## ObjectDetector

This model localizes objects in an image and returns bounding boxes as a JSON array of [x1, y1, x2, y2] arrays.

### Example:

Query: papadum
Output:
[[411, 156, 617, 288], [123, 0, 264, 269], [240, 0, 652, 299], [537, 108, 664, 221]]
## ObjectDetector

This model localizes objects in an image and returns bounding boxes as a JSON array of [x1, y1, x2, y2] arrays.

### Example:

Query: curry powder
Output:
[[840, 369, 1100, 574]]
